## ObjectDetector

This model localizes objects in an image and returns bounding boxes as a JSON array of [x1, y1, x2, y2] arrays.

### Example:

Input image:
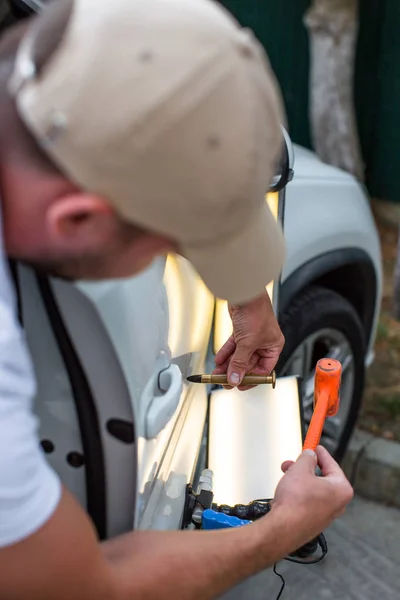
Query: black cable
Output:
[[273, 563, 285, 600], [285, 533, 328, 565], [272, 533, 328, 599], [204, 499, 328, 599]]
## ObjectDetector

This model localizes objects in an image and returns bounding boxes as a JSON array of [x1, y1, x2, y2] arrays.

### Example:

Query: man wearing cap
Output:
[[0, 0, 353, 598]]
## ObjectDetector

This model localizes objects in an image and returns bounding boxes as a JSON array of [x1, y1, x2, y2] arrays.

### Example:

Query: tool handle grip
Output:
[[303, 394, 329, 451], [302, 358, 342, 452]]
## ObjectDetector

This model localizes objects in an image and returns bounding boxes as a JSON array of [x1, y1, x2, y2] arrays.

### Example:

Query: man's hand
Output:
[[213, 291, 284, 389], [267, 446, 354, 554]]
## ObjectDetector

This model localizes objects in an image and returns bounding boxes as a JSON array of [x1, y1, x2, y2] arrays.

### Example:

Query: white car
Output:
[[6, 0, 382, 540]]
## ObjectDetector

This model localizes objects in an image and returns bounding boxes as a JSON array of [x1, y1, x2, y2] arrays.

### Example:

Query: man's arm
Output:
[[0, 447, 353, 600], [0, 487, 289, 600]]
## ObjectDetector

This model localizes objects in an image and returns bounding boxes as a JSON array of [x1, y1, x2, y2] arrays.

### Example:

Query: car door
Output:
[[81, 252, 215, 531], [133, 254, 214, 530]]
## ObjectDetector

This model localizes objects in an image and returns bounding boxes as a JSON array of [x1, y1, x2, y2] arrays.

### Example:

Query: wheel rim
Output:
[[279, 328, 356, 455]]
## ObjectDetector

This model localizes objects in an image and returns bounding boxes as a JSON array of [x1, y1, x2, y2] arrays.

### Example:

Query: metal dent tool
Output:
[[187, 371, 276, 388]]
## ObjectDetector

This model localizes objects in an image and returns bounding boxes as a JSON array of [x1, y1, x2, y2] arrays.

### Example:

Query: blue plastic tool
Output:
[[201, 509, 251, 530]]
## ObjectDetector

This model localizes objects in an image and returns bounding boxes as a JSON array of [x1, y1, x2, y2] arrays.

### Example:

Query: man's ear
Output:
[[46, 193, 116, 246]]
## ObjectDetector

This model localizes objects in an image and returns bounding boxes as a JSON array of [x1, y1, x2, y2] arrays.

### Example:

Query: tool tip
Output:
[[187, 374, 202, 383]]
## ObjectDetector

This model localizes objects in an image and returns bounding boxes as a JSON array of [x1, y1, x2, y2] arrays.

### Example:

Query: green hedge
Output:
[[222, 0, 400, 203], [221, 0, 312, 148], [356, 0, 400, 201]]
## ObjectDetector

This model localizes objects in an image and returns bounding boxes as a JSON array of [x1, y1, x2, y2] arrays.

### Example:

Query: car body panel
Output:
[[137, 383, 208, 530], [284, 148, 382, 283], [282, 145, 382, 360]]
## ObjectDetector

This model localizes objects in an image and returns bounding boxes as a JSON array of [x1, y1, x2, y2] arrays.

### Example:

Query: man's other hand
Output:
[[213, 291, 284, 389], [269, 446, 354, 554]]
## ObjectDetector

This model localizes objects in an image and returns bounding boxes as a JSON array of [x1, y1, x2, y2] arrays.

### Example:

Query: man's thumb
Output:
[[296, 449, 318, 473], [227, 344, 252, 386]]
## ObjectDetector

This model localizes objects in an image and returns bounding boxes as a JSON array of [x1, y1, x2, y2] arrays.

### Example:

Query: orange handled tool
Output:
[[303, 358, 342, 452]]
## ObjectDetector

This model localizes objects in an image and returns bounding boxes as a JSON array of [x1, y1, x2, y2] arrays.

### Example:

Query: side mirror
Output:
[[269, 126, 294, 193]]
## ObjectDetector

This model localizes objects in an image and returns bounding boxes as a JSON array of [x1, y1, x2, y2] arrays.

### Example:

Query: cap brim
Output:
[[182, 202, 285, 305]]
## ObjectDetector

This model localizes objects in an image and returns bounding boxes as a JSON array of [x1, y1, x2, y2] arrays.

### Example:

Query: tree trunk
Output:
[[304, 0, 364, 180]]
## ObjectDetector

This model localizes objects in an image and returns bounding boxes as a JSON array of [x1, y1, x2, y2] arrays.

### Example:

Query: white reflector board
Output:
[[208, 376, 303, 505]]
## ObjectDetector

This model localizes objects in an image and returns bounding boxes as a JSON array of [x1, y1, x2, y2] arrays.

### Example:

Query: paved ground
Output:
[[221, 497, 400, 600]]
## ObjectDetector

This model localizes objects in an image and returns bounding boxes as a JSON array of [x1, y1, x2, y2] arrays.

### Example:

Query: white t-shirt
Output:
[[0, 213, 61, 547]]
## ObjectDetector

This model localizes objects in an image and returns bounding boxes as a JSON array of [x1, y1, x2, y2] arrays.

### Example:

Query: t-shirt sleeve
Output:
[[0, 278, 61, 548]]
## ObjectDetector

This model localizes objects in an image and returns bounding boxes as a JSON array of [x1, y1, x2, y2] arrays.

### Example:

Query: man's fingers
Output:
[[282, 450, 317, 476], [213, 353, 258, 389], [257, 353, 281, 378], [212, 361, 230, 375], [281, 460, 294, 473], [214, 355, 257, 390], [316, 445, 354, 510], [315, 445, 343, 477], [293, 449, 318, 474], [227, 341, 254, 386], [214, 336, 236, 366], [236, 355, 261, 390]]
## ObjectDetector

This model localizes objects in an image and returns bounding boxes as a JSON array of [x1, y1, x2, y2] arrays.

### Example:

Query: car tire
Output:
[[276, 285, 366, 463]]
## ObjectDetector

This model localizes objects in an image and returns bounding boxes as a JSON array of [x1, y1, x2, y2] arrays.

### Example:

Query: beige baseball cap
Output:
[[10, 0, 286, 305]]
